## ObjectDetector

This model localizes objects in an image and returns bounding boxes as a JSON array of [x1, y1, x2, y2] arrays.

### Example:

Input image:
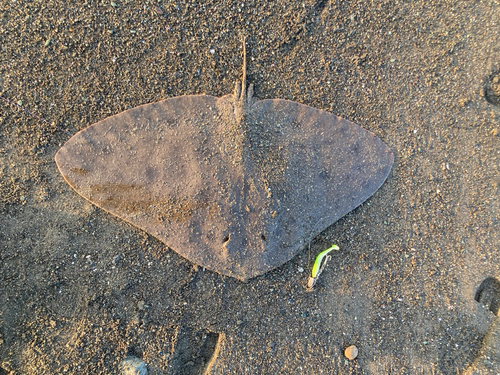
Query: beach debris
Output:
[[55, 40, 393, 281], [120, 356, 147, 375], [307, 244, 339, 289], [475, 277, 500, 315], [485, 70, 500, 106], [344, 345, 358, 360]]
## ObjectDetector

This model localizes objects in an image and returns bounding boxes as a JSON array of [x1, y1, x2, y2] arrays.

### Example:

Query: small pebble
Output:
[[344, 345, 358, 360], [298, 266, 304, 273], [113, 254, 121, 264], [120, 356, 147, 375]]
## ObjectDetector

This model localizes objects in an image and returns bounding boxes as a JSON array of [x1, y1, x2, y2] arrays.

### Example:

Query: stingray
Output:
[[55, 42, 394, 281]]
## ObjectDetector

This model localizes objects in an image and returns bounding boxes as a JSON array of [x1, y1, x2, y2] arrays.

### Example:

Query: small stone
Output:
[[344, 345, 358, 360], [111, 1, 117, 7], [120, 356, 147, 375], [138, 301, 145, 310], [490, 128, 498, 136], [113, 254, 121, 265], [44, 38, 51, 47], [298, 266, 304, 273]]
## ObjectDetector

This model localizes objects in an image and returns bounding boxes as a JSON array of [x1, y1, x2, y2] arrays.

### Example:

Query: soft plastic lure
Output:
[[307, 244, 340, 289]]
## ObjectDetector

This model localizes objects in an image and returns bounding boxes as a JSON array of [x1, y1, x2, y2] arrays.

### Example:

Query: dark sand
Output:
[[1, 1, 500, 374]]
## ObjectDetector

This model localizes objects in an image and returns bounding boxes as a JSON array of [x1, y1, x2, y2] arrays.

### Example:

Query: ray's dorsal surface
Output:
[[55, 42, 394, 281]]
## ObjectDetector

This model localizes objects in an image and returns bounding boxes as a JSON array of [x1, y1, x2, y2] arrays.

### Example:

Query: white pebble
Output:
[[120, 356, 147, 375]]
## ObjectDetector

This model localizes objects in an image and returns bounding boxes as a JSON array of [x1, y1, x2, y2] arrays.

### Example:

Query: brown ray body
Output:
[[55, 41, 394, 281]]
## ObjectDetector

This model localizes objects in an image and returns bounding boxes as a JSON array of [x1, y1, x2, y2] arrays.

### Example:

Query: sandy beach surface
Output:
[[1, 0, 500, 373]]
